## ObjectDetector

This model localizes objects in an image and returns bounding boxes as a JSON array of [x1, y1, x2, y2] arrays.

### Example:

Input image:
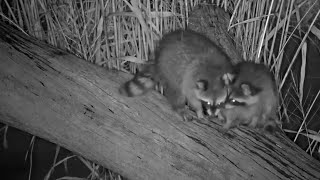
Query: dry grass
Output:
[[0, 0, 320, 179]]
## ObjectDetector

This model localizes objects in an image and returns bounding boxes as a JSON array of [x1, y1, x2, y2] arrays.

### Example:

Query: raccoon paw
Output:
[[183, 114, 194, 121], [175, 109, 195, 121], [195, 109, 205, 119], [181, 111, 195, 121]]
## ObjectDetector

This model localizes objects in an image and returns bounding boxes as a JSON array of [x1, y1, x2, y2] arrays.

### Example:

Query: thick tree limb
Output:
[[0, 21, 319, 180]]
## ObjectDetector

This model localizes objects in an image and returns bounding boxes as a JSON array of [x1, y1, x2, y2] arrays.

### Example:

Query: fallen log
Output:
[[0, 21, 319, 180]]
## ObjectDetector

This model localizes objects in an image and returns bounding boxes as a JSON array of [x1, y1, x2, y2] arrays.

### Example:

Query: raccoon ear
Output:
[[222, 73, 235, 85], [196, 80, 209, 91], [241, 83, 262, 95], [241, 83, 252, 96]]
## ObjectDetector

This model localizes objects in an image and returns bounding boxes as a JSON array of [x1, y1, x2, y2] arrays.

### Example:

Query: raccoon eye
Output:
[[206, 101, 213, 106], [201, 100, 213, 106], [229, 99, 246, 106]]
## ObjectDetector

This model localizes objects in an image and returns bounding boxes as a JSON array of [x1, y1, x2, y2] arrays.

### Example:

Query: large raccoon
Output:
[[119, 30, 233, 120], [216, 61, 279, 132]]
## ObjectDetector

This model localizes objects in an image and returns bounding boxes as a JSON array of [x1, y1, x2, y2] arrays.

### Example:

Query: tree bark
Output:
[[188, 5, 243, 64], [0, 21, 319, 180]]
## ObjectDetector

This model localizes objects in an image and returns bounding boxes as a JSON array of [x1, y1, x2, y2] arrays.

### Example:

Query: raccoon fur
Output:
[[216, 61, 279, 132], [119, 30, 233, 120], [119, 64, 155, 97]]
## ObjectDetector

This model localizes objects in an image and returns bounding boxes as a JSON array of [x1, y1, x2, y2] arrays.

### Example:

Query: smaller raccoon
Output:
[[216, 61, 279, 132], [119, 30, 233, 120]]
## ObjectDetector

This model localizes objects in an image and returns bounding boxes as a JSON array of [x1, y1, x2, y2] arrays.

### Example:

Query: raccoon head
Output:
[[194, 74, 234, 107], [225, 83, 261, 109], [194, 79, 214, 106]]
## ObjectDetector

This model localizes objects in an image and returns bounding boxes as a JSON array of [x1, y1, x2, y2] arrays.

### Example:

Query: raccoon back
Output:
[[155, 30, 232, 97], [119, 29, 233, 112]]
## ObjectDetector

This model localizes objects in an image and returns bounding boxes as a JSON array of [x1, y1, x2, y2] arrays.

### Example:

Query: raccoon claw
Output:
[[176, 109, 206, 121], [181, 112, 195, 121], [176, 109, 194, 121], [183, 114, 194, 121]]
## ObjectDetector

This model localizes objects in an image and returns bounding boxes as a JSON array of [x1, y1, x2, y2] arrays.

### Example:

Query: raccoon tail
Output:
[[119, 64, 156, 97]]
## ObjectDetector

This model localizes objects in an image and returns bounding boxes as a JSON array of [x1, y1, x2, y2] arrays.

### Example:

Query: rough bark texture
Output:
[[188, 5, 243, 64], [0, 21, 320, 180]]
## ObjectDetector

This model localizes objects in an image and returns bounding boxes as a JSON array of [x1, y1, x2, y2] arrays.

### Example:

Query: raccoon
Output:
[[119, 30, 233, 120], [216, 61, 279, 132]]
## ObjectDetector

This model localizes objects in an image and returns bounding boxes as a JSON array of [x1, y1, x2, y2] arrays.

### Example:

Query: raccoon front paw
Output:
[[195, 109, 205, 119], [175, 108, 195, 121], [179, 111, 193, 121]]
